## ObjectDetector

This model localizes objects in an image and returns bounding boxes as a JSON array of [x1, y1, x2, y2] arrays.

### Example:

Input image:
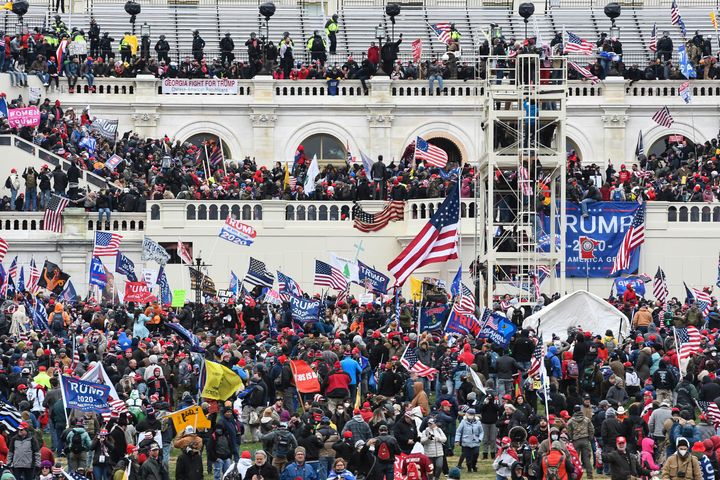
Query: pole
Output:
[[58, 370, 70, 428], [202, 143, 210, 180], [219, 136, 228, 175], [586, 259, 589, 292]]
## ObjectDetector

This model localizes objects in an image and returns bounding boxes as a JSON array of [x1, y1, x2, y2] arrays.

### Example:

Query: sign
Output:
[[171, 290, 186, 307], [60, 376, 110, 413], [168, 406, 211, 432], [217, 289, 233, 304], [358, 260, 390, 294], [8, 106, 40, 128], [445, 310, 481, 337], [614, 276, 647, 297], [105, 154, 124, 171], [142, 268, 158, 289], [289, 359, 321, 393], [540, 202, 642, 278], [669, 134, 685, 143], [220, 218, 257, 247], [263, 289, 282, 305], [288, 294, 320, 323], [141, 236, 171, 265], [579, 236, 600, 260], [420, 304, 449, 332], [124, 281, 157, 303], [28, 87, 42, 103], [161, 78, 240, 95], [480, 313, 517, 348], [678, 81, 692, 105], [358, 293, 374, 305]]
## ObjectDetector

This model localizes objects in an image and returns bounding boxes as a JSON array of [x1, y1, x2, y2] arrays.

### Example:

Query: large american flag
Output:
[[245, 257, 274, 288], [314, 260, 348, 291], [455, 283, 476, 315], [652, 106, 674, 128], [414, 136, 448, 168], [0, 238, 8, 264], [352, 200, 404, 232], [208, 143, 224, 168], [697, 400, 720, 429], [92, 231, 123, 256], [527, 336, 546, 379], [568, 61, 599, 85], [564, 32, 594, 54], [675, 326, 702, 375], [8, 256, 17, 288], [671, 0, 686, 37], [654, 267, 669, 304], [611, 205, 646, 275], [28, 258, 40, 295], [43, 195, 70, 233], [685, 283, 712, 316], [400, 345, 438, 379], [388, 182, 459, 286], [648, 23, 657, 52], [430, 23, 452, 44]]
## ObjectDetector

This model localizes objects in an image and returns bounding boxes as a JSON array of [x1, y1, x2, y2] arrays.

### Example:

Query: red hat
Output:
[[238, 359, 246, 367], [352, 347, 360, 355], [528, 436, 539, 445], [693, 441, 706, 453], [501, 437, 511, 446], [372, 331, 381, 339], [503, 394, 512, 401], [440, 400, 452, 407], [278, 355, 287, 364], [560, 410, 570, 419], [548, 415, 556, 423], [241, 451, 251, 459], [17, 384, 27, 391], [616, 436, 627, 446], [126, 445, 138, 454], [636, 336, 644, 343], [39, 366, 46, 371], [643, 391, 653, 396], [362, 402, 371, 408], [343, 431, 353, 439], [334, 361, 342, 369], [623, 361, 632, 367], [18, 421, 28, 430]]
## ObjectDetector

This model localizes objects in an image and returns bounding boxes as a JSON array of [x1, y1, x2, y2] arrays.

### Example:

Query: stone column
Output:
[[600, 77, 629, 167], [59, 208, 92, 296], [250, 76, 278, 166], [367, 77, 395, 159]]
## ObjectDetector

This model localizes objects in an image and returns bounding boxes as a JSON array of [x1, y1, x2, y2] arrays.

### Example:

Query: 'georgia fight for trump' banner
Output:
[[539, 202, 643, 278]]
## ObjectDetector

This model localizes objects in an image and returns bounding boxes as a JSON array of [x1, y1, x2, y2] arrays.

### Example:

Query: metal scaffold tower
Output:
[[474, 55, 568, 308]]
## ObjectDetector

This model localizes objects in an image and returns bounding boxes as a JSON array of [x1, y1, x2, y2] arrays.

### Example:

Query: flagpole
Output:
[[57, 371, 70, 428], [218, 136, 228, 175], [673, 326, 684, 376], [202, 143, 210, 180]]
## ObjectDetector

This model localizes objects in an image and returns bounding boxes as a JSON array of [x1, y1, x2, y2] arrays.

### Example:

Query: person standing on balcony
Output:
[[119, 32, 133, 64], [279, 32, 294, 79], [307, 31, 327, 65], [5, 169, 20, 207], [380, 33, 401, 76], [22, 167, 37, 212], [370, 155, 387, 201], [192, 30, 205, 62], [88, 18, 100, 58], [155, 35, 170, 65], [367, 41, 379, 68], [38, 165, 52, 210], [99, 32, 113, 62], [325, 14, 339, 55], [52, 165, 67, 198], [220, 33, 235, 67], [656, 31, 673, 63]]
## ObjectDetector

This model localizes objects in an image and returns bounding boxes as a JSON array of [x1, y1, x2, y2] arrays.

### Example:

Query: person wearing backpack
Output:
[[7, 422, 40, 480], [541, 441, 574, 480], [368, 424, 400, 480], [454, 408, 483, 473], [64, 420, 91, 472], [208, 423, 235, 480], [280, 446, 317, 480], [561, 351, 580, 394], [5, 169, 20, 207], [260, 421, 297, 472], [49, 303, 70, 339], [566, 405, 595, 479]]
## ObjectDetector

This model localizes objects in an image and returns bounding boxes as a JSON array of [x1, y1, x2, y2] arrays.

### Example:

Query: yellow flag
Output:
[[201, 360, 244, 400], [410, 276, 422, 301], [712, 11, 718, 30], [283, 163, 290, 189], [2, 2, 12, 10], [168, 406, 211, 432]]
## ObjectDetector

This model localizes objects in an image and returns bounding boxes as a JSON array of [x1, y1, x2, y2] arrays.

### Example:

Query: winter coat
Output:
[[410, 382, 429, 415], [648, 406, 673, 437], [454, 418, 483, 447], [175, 451, 203, 480], [419, 426, 446, 457], [280, 462, 317, 480], [640, 438, 661, 471], [8, 434, 39, 469], [661, 453, 702, 480]]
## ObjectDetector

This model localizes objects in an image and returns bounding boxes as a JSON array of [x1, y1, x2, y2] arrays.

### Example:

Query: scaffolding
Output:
[[474, 55, 568, 308]]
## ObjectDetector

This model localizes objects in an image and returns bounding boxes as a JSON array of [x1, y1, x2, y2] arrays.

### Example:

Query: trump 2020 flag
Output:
[[115, 252, 138, 282], [288, 294, 320, 323], [60, 376, 110, 413], [157, 266, 172, 305], [89, 257, 107, 289]]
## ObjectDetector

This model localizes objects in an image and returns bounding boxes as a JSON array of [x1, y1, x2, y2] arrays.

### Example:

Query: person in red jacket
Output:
[[618, 164, 632, 185], [323, 361, 351, 410], [367, 42, 380, 66], [402, 443, 433, 480]]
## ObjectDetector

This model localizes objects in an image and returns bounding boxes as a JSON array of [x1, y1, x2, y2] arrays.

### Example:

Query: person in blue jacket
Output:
[[546, 346, 562, 381], [340, 353, 363, 403], [280, 446, 317, 480]]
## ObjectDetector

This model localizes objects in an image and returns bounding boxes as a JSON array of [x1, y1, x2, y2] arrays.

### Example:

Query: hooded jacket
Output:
[[662, 451, 702, 480], [640, 437, 660, 470], [409, 382, 429, 415]]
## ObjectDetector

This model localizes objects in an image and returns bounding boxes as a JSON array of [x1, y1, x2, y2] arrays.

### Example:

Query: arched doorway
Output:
[[567, 138, 582, 161], [426, 137, 462, 165], [186, 134, 233, 159], [648, 134, 694, 158], [299, 134, 347, 165]]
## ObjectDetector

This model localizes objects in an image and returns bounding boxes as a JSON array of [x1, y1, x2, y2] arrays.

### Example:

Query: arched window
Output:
[[185, 134, 232, 160], [299, 134, 346, 165], [567, 138, 582, 161], [422, 137, 462, 165], [648, 134, 694, 158]]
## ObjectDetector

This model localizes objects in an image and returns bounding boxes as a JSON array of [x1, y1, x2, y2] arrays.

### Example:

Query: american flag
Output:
[[43, 195, 70, 233], [652, 106, 674, 128], [352, 200, 404, 232], [314, 260, 348, 291], [277, 271, 303, 298], [414, 136, 448, 168], [208, 143, 224, 168], [92, 231, 123, 256], [177, 242, 193, 265], [654, 267, 669, 304], [412, 39, 422, 62], [697, 400, 720, 429], [481, 310, 499, 331], [636, 130, 645, 158], [8, 256, 17, 289], [611, 205, 646, 275], [564, 32, 594, 54], [430, 23, 452, 44], [527, 336, 546, 379], [675, 326, 702, 375], [388, 182, 459, 286], [685, 282, 712, 316], [671, 0, 687, 37], [62, 468, 91, 480], [568, 61, 599, 84], [0, 238, 8, 263], [289, 176, 298, 189], [517, 166, 533, 196], [28, 258, 40, 295], [400, 345, 438, 379], [245, 257, 274, 288], [454, 283, 476, 315], [336, 288, 349, 306], [649, 23, 657, 52]]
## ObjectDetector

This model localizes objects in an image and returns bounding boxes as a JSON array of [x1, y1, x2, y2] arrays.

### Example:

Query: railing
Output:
[[667, 204, 720, 223], [626, 82, 720, 98], [0, 212, 144, 232], [182, 202, 264, 221], [549, 0, 720, 7]]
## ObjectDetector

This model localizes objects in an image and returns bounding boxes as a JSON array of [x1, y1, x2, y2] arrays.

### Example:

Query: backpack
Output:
[[70, 429, 84, 454], [611, 189, 624, 201], [580, 367, 596, 392], [274, 431, 291, 458], [511, 308, 524, 325], [566, 360, 579, 379], [377, 440, 391, 461], [215, 434, 232, 458], [405, 461, 420, 480], [543, 451, 567, 480], [4, 177, 10, 189], [604, 338, 616, 353], [51, 312, 64, 331]]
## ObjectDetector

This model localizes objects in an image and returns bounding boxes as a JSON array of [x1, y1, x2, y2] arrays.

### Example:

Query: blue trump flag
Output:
[[288, 294, 320, 323], [451, 264, 462, 298], [165, 322, 204, 353], [59, 281, 78, 304], [157, 266, 172, 305], [60, 376, 110, 413], [678, 45, 697, 79], [420, 304, 450, 332], [89, 257, 107, 289], [115, 252, 138, 282], [229, 271, 240, 296], [445, 308, 483, 337], [540, 202, 643, 277], [480, 312, 517, 348], [357, 261, 390, 294], [614, 276, 647, 297]]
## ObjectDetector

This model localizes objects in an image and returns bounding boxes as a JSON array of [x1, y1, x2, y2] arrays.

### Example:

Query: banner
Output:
[[358, 260, 390, 294], [157, 267, 172, 305], [420, 304, 449, 332], [8, 106, 40, 128], [540, 202, 642, 277], [115, 252, 138, 281], [60, 376, 110, 413], [90, 119, 119, 140], [171, 290, 186, 307], [219, 218, 256, 246], [614, 276, 647, 297], [141, 237, 170, 265], [445, 310, 481, 337], [679, 81, 692, 104], [263, 289, 282, 306], [161, 78, 240, 95], [124, 282, 157, 303], [37, 260, 70, 295], [202, 360, 243, 400], [288, 294, 320, 323], [165, 322, 203, 352], [105, 154, 124, 171], [678, 45, 697, 79], [142, 268, 158, 288], [101, 266, 118, 304], [89, 257, 107, 288], [480, 313, 517, 348], [330, 253, 360, 283], [289, 359, 321, 393], [168, 406, 211, 433]]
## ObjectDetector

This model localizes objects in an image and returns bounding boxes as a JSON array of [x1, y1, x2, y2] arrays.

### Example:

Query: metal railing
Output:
[[549, 0, 720, 7]]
